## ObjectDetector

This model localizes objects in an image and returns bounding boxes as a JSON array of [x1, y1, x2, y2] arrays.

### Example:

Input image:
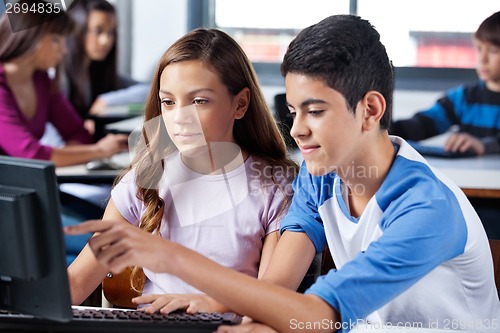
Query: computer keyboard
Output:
[[0, 307, 242, 333]]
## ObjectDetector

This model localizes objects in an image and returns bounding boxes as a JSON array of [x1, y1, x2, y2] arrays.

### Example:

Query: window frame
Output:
[[188, 0, 478, 91]]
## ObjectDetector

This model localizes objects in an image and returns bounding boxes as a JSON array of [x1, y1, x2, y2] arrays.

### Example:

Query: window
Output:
[[357, 0, 499, 68], [199, 0, 496, 88], [213, 0, 350, 63], [209, 0, 497, 69]]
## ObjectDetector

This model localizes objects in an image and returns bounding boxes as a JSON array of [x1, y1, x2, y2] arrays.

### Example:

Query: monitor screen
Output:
[[0, 156, 72, 322]]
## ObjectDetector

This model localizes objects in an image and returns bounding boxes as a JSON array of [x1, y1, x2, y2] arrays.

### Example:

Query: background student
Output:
[[64, 0, 136, 123], [42, 0, 145, 146], [391, 10, 500, 156], [392, 10, 500, 240], [0, 0, 129, 268], [67, 15, 500, 332], [0, 0, 128, 167], [67, 28, 298, 312]]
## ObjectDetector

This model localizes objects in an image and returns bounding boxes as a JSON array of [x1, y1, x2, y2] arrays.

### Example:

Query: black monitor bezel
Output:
[[0, 156, 72, 322]]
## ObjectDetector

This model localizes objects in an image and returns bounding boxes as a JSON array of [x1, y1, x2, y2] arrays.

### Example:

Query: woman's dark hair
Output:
[[0, 0, 74, 61], [64, 0, 119, 118], [0, 0, 74, 88]]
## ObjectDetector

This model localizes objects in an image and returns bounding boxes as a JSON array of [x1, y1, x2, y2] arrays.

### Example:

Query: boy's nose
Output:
[[290, 115, 306, 140]]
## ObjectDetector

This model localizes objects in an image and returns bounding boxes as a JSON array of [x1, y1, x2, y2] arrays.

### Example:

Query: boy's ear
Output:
[[360, 91, 386, 131], [234, 87, 250, 119]]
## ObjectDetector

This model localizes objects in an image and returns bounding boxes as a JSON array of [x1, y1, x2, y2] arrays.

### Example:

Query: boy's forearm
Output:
[[390, 114, 439, 141], [169, 242, 338, 332], [259, 231, 317, 291]]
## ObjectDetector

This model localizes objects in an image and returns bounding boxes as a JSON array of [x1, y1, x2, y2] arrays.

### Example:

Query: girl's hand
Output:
[[133, 293, 228, 314], [444, 132, 485, 155]]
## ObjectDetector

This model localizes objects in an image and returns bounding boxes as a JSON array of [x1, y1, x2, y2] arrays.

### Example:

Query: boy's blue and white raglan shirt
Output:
[[281, 136, 500, 330]]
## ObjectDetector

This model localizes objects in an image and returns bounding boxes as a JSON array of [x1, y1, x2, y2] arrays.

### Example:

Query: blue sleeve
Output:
[[305, 194, 467, 329], [418, 86, 464, 133], [390, 86, 464, 140], [280, 162, 327, 253]]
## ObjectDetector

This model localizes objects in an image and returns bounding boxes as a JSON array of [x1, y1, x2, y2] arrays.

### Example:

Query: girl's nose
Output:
[[173, 105, 197, 124]]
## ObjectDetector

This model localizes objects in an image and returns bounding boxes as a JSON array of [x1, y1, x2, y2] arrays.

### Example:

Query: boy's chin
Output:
[[305, 162, 335, 177]]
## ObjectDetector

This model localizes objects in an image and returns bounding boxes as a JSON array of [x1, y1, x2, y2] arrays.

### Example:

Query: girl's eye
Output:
[[193, 99, 208, 105], [287, 112, 296, 120], [161, 99, 174, 106]]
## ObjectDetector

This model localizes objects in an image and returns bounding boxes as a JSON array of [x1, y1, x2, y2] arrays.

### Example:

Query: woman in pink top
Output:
[[0, 0, 128, 167]]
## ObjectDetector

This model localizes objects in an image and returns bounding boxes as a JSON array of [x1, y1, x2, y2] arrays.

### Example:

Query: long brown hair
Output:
[[121, 28, 298, 290], [0, 0, 75, 87], [64, 0, 119, 118]]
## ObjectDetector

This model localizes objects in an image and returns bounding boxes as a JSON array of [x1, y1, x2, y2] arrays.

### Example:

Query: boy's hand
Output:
[[133, 293, 228, 314], [444, 132, 485, 155]]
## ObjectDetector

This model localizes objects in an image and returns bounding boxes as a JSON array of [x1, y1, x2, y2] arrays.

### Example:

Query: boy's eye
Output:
[[308, 110, 324, 116], [287, 112, 296, 119]]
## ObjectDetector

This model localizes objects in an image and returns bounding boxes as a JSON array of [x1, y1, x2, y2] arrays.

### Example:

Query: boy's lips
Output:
[[299, 144, 320, 155]]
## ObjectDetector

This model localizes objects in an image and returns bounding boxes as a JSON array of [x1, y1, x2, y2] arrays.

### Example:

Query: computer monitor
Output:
[[0, 156, 72, 322]]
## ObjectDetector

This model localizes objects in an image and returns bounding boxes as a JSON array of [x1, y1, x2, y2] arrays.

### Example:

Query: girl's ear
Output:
[[360, 90, 386, 131], [234, 87, 250, 119]]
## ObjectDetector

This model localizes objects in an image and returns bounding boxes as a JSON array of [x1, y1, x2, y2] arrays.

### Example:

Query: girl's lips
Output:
[[174, 133, 201, 143]]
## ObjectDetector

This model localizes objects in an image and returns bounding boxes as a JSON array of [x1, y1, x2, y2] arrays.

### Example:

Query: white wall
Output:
[[392, 90, 444, 120], [130, 0, 188, 82]]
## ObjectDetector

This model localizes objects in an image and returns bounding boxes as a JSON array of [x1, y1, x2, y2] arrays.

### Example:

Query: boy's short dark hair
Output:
[[475, 11, 500, 47], [281, 15, 393, 130]]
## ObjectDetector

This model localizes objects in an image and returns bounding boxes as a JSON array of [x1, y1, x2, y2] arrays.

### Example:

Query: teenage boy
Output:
[[67, 15, 500, 332]]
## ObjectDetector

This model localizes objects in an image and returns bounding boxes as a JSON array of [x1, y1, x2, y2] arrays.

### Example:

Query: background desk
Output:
[[291, 150, 500, 199], [56, 165, 121, 184], [56, 153, 131, 184], [427, 155, 500, 238], [426, 155, 500, 199], [91, 105, 143, 140], [105, 116, 143, 134]]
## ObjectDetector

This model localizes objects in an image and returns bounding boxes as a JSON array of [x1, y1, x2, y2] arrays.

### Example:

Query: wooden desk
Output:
[[426, 155, 500, 199]]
